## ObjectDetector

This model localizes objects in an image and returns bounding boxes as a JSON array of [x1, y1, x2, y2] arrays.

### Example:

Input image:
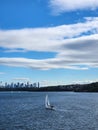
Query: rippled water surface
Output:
[[0, 92, 98, 130]]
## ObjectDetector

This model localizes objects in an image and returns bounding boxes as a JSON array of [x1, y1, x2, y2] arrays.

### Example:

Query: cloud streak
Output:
[[0, 57, 89, 70], [49, 0, 98, 14], [0, 72, 5, 75], [13, 77, 31, 81]]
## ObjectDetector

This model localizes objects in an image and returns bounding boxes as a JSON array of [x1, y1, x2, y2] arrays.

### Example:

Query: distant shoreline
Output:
[[0, 81, 98, 92]]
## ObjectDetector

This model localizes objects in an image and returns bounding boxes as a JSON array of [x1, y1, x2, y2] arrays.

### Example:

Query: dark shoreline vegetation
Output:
[[0, 82, 98, 92]]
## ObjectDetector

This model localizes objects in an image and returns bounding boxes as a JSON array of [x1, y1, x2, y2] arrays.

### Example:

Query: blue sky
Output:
[[0, 0, 98, 86]]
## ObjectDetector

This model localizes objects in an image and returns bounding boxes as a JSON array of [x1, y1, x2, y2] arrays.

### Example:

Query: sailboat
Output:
[[45, 95, 55, 110]]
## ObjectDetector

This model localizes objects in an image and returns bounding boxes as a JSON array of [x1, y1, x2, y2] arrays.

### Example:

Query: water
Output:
[[0, 92, 98, 130]]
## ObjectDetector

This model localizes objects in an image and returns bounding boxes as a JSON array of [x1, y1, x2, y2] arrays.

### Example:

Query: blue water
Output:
[[0, 92, 98, 130]]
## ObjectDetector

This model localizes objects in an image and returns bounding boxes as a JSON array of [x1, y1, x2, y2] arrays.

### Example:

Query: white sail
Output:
[[45, 95, 50, 108], [45, 95, 55, 110]]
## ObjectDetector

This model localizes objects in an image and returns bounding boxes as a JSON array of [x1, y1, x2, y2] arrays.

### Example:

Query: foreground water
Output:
[[0, 92, 98, 130]]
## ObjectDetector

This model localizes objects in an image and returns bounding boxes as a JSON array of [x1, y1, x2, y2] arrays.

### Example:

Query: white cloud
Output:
[[0, 17, 98, 70], [0, 57, 49, 70], [0, 17, 98, 53], [49, 0, 98, 14], [13, 77, 31, 81]]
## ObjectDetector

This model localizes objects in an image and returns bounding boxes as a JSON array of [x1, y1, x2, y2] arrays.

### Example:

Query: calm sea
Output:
[[0, 92, 98, 130]]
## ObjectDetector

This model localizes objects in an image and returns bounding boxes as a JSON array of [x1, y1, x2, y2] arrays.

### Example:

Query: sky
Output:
[[0, 0, 98, 86]]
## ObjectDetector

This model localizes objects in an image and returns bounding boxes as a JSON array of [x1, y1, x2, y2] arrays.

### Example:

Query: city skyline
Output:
[[0, 81, 40, 88], [0, 0, 98, 86]]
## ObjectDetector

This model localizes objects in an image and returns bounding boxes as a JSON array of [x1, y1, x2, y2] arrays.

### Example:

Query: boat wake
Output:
[[54, 108, 68, 112]]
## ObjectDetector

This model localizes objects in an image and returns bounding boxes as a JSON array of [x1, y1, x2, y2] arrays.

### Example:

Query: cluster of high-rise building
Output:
[[0, 81, 40, 88]]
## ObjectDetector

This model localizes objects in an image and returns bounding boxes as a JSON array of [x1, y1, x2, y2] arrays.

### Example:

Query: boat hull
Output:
[[46, 108, 55, 110], [45, 106, 55, 110]]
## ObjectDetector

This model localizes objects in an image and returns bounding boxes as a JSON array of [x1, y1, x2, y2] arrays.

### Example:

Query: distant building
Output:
[[33, 83, 36, 88], [38, 82, 40, 88]]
